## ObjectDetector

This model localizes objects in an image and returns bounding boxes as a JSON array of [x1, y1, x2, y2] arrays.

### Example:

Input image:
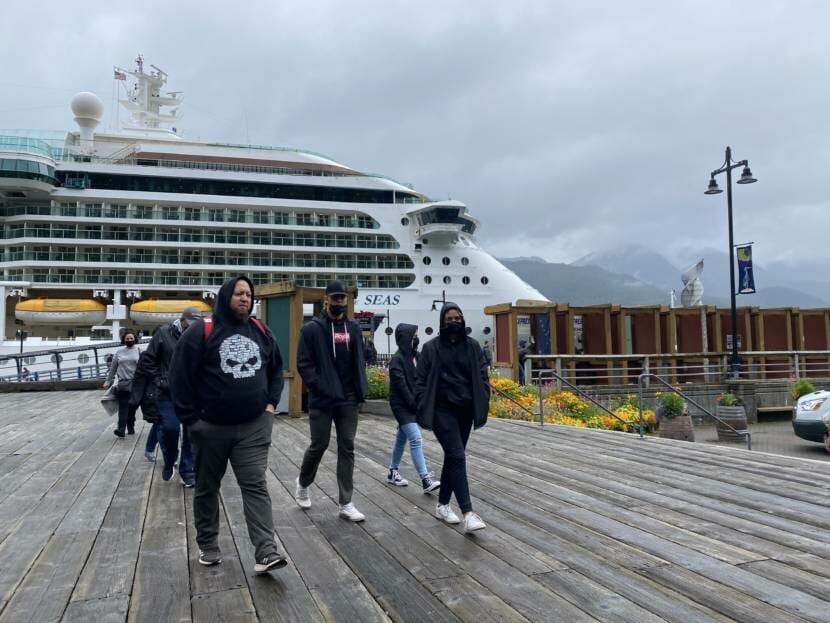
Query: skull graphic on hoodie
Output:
[[219, 334, 262, 379]]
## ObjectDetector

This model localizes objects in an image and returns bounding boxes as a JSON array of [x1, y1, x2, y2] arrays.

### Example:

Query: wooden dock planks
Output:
[[0, 390, 826, 621]]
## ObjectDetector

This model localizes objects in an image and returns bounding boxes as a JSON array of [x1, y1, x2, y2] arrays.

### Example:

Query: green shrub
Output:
[[716, 392, 742, 407], [366, 368, 390, 400], [791, 379, 816, 400], [658, 392, 686, 419]]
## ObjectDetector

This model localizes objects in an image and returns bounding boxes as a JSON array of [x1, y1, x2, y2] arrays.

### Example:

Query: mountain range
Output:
[[500, 246, 828, 308]]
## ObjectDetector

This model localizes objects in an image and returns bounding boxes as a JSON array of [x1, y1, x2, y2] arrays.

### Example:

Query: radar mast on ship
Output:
[[114, 55, 182, 134]]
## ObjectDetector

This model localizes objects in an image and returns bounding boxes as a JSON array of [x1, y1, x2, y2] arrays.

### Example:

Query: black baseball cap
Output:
[[325, 280, 347, 296]]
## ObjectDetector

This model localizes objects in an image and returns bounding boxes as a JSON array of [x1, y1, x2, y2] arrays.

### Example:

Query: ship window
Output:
[[424, 276, 432, 284], [442, 257, 450, 266], [401, 217, 409, 226], [481, 276, 489, 285], [443, 276, 451, 285], [461, 257, 469, 266], [425, 327, 434, 335], [462, 276, 470, 285], [423, 257, 431, 265]]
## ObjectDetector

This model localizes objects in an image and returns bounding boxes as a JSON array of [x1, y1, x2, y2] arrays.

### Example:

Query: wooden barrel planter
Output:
[[715, 406, 748, 442], [658, 414, 695, 442]]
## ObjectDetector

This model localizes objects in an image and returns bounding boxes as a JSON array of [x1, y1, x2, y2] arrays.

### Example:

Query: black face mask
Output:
[[329, 304, 347, 317], [411, 337, 420, 352], [125, 340, 135, 347], [443, 322, 465, 337]]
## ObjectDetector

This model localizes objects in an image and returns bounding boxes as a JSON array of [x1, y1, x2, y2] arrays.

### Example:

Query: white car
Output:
[[793, 389, 830, 445]]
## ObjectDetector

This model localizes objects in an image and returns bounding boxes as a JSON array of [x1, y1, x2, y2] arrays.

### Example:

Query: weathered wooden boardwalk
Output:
[[1, 391, 829, 622]]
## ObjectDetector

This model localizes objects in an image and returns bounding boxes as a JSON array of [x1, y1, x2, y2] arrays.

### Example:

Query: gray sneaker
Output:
[[295, 477, 311, 509], [198, 549, 222, 566], [254, 552, 288, 574]]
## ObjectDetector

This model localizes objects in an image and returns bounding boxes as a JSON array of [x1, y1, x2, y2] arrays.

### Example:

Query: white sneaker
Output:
[[295, 477, 311, 509], [387, 469, 409, 487], [463, 513, 486, 533], [435, 503, 461, 525], [338, 502, 365, 522]]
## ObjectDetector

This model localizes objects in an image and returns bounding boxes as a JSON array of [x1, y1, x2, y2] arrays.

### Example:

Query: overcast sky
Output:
[[2, 1, 827, 268]]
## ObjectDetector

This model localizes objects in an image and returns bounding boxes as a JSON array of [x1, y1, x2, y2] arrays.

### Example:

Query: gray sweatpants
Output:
[[298, 403, 359, 505], [188, 412, 277, 559]]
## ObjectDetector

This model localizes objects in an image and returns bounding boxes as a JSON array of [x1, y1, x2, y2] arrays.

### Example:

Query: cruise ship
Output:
[[0, 58, 546, 356]]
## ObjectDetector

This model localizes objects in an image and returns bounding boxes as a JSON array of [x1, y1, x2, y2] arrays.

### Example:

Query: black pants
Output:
[[116, 389, 137, 433], [432, 405, 474, 513], [299, 402, 359, 505], [188, 412, 277, 559]]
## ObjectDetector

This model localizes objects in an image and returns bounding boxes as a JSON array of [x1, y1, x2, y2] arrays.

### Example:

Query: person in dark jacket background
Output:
[[139, 307, 203, 485], [295, 280, 367, 522], [386, 323, 440, 492], [415, 302, 489, 533], [169, 276, 287, 575], [364, 339, 378, 366]]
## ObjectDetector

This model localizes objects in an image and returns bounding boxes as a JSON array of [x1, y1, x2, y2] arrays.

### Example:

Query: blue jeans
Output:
[[389, 422, 429, 479], [144, 423, 164, 453], [158, 399, 194, 479]]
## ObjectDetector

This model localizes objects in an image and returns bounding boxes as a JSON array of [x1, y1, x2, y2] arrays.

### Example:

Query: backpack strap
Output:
[[203, 316, 267, 341], [251, 318, 267, 337], [203, 317, 213, 342]]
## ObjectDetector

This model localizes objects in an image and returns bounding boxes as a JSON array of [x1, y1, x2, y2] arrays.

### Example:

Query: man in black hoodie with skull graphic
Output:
[[295, 280, 368, 522], [415, 302, 489, 534], [170, 276, 287, 574]]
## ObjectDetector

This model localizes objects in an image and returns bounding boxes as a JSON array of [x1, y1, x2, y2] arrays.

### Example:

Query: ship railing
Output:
[[58, 152, 428, 198], [0, 337, 151, 384], [522, 351, 830, 385]]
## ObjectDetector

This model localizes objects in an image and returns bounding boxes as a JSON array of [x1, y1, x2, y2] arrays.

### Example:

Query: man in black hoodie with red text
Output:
[[170, 276, 287, 574], [295, 280, 368, 521]]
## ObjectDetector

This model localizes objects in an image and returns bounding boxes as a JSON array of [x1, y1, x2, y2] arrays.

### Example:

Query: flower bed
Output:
[[489, 378, 656, 433], [365, 370, 656, 433]]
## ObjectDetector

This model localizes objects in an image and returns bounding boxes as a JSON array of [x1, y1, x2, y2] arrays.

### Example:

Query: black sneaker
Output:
[[422, 474, 440, 494], [254, 552, 287, 574], [180, 473, 195, 488], [127, 426, 135, 435], [162, 465, 174, 482], [113, 429, 125, 438], [198, 549, 222, 566]]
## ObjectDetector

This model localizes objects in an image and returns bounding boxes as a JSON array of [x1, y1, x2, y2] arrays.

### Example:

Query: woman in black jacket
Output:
[[415, 303, 489, 533], [386, 324, 440, 493]]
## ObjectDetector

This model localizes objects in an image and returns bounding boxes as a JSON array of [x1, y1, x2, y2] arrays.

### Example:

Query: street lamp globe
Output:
[[704, 178, 723, 195], [737, 166, 757, 184]]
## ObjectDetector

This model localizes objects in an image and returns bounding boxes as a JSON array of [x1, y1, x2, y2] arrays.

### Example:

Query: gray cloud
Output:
[[1, 1, 827, 266]]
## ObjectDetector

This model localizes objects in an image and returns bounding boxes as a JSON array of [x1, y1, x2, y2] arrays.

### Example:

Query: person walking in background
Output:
[[482, 339, 493, 368], [415, 303, 490, 533], [170, 276, 287, 574], [140, 307, 203, 486], [103, 329, 141, 438], [386, 323, 440, 493], [295, 280, 368, 522], [364, 338, 378, 367]]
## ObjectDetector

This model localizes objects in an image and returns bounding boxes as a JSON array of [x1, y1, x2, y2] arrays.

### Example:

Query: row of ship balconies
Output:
[[0, 224, 401, 249], [1, 248, 415, 269], [2, 268, 415, 289], [0, 203, 382, 229]]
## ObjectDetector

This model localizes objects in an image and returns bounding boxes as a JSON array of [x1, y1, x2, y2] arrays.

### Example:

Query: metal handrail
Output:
[[637, 373, 752, 450], [535, 369, 636, 431], [489, 382, 540, 424]]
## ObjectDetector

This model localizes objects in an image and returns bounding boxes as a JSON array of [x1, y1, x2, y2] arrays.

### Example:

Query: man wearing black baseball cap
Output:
[[295, 280, 368, 521]]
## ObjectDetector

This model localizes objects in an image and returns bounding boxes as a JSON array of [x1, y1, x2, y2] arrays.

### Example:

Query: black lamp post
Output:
[[430, 290, 447, 312], [704, 146, 757, 378]]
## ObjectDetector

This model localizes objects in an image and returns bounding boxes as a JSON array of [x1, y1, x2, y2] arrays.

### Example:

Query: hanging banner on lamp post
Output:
[[736, 245, 756, 294]]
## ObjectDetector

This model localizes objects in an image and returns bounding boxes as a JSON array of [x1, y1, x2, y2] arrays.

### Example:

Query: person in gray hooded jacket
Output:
[[386, 323, 440, 493]]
